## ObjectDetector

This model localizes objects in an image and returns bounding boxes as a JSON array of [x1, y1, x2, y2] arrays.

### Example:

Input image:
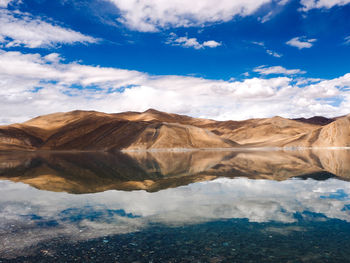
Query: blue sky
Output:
[[0, 0, 350, 123]]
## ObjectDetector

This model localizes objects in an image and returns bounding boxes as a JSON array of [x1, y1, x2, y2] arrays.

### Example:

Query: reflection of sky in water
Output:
[[320, 189, 349, 200], [1, 177, 350, 256]]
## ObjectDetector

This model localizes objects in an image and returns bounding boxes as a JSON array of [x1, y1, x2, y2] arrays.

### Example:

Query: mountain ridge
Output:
[[0, 109, 349, 151]]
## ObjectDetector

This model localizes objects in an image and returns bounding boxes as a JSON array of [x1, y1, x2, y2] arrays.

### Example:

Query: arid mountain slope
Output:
[[0, 109, 349, 150], [205, 114, 350, 147], [286, 114, 350, 147], [0, 126, 43, 151], [0, 110, 237, 151], [205, 116, 320, 146], [314, 114, 350, 147], [113, 109, 333, 147], [123, 122, 237, 150], [114, 108, 215, 126]]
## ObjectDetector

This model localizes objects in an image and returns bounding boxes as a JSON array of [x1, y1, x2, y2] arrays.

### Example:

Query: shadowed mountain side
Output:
[[293, 116, 335, 126], [0, 126, 44, 150], [0, 149, 349, 193], [0, 110, 238, 151]]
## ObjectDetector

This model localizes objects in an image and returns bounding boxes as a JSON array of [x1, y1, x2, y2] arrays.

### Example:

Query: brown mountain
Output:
[[0, 109, 349, 151], [0, 110, 237, 151], [284, 114, 350, 147], [113, 109, 350, 147]]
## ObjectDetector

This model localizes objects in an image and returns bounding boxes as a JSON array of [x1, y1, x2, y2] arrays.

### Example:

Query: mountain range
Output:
[[0, 109, 349, 151]]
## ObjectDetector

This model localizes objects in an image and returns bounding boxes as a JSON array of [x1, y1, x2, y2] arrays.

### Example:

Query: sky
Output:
[[0, 0, 350, 124]]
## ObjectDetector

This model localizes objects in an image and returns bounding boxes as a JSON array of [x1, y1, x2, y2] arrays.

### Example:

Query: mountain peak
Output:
[[143, 108, 163, 114]]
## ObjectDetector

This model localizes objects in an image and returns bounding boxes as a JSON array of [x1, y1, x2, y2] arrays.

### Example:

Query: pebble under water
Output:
[[2, 217, 350, 263]]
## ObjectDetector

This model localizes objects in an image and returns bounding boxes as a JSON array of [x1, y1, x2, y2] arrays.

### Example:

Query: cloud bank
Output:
[[0, 49, 349, 124]]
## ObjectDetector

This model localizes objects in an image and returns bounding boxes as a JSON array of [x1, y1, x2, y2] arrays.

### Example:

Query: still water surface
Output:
[[1, 149, 350, 262]]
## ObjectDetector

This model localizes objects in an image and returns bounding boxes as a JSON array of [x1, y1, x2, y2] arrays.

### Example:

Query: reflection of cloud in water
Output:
[[1, 178, 350, 257]]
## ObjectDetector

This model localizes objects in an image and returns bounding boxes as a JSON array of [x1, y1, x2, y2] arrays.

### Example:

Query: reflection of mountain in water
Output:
[[0, 149, 350, 193]]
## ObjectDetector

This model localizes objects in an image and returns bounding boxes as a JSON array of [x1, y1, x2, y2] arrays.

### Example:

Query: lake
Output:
[[1, 149, 350, 262]]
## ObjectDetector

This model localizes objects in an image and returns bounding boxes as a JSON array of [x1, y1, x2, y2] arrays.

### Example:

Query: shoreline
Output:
[[1, 146, 350, 154]]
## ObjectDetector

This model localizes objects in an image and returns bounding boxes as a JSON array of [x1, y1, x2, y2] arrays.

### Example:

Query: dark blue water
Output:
[[1, 150, 350, 262]]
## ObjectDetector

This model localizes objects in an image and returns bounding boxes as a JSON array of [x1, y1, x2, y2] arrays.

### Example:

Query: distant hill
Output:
[[293, 116, 335, 126], [0, 109, 349, 151]]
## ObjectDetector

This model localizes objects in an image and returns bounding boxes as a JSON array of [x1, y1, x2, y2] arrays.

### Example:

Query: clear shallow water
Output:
[[1, 150, 350, 262]]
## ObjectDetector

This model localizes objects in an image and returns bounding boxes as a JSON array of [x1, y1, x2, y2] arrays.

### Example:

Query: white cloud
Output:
[[259, 11, 273, 23], [0, 9, 97, 48], [300, 0, 350, 11], [108, 0, 285, 32], [252, 41, 282, 58], [166, 33, 221, 49], [278, 0, 290, 5], [0, 49, 349, 124], [345, 36, 350, 45], [203, 40, 222, 48], [44, 53, 63, 63], [252, 41, 264, 47], [295, 77, 323, 86], [303, 74, 350, 98], [0, 0, 12, 7], [286, 36, 317, 49], [266, 49, 282, 58], [254, 65, 306, 75]]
